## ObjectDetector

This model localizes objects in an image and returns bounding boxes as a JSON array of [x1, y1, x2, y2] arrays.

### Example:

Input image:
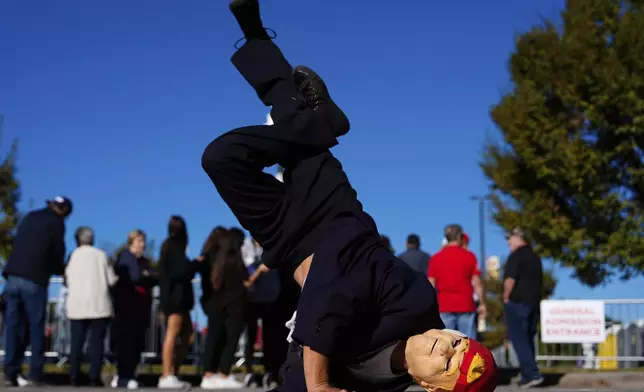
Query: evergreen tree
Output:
[[482, 0, 644, 286], [0, 117, 21, 267]]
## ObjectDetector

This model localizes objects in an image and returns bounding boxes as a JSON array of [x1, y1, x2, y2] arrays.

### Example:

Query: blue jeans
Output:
[[440, 312, 476, 338], [69, 318, 110, 380], [505, 301, 541, 382], [2, 276, 48, 381]]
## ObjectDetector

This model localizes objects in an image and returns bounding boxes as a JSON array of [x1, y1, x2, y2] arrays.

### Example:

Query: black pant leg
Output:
[[69, 320, 89, 380], [217, 309, 246, 375], [131, 318, 147, 370], [114, 315, 136, 381], [244, 303, 259, 372], [232, 40, 339, 152], [202, 40, 339, 250], [260, 302, 283, 377], [87, 318, 109, 380], [231, 40, 297, 124], [202, 302, 225, 373], [276, 342, 306, 392]]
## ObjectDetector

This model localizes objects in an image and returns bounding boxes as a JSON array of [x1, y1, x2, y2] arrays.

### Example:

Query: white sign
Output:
[[540, 300, 606, 343]]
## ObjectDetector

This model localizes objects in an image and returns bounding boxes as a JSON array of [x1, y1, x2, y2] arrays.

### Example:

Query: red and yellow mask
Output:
[[405, 329, 498, 392]]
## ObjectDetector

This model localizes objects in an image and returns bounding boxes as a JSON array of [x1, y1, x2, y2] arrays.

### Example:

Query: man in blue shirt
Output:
[[398, 234, 431, 275], [2, 196, 72, 387]]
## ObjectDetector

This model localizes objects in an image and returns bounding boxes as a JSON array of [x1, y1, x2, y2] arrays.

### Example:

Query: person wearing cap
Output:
[[503, 228, 544, 388], [461, 233, 470, 250], [2, 196, 72, 386]]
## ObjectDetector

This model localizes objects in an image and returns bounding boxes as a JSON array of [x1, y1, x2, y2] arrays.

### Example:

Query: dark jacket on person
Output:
[[199, 251, 248, 311], [3, 207, 66, 287], [247, 258, 280, 304], [159, 239, 197, 314], [397, 248, 431, 275], [111, 250, 158, 323], [290, 211, 444, 392]]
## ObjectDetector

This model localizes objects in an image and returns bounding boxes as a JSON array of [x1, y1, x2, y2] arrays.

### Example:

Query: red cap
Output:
[[462, 233, 470, 245], [453, 339, 498, 392]]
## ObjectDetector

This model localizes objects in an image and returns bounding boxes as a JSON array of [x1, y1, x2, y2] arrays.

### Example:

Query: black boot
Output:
[[293, 65, 350, 137], [230, 0, 271, 41], [89, 378, 105, 387]]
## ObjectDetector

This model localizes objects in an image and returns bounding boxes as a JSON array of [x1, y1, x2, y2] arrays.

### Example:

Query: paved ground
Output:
[[9, 388, 644, 392], [6, 366, 644, 391]]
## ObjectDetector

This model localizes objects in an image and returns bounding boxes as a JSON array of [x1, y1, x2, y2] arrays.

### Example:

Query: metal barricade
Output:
[[536, 299, 644, 369], [0, 277, 260, 368]]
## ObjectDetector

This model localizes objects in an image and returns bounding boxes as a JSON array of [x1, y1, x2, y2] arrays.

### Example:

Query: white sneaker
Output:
[[16, 375, 31, 387], [158, 375, 190, 389], [243, 373, 254, 387], [219, 375, 243, 389], [200, 375, 221, 390], [112, 376, 139, 390], [262, 373, 278, 389]]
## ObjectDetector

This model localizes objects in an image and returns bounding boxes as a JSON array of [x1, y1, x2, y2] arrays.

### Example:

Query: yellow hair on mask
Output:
[[466, 353, 485, 384]]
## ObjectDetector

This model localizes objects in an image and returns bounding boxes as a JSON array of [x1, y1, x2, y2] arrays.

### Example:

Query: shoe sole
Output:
[[521, 377, 544, 388], [230, 0, 256, 9], [294, 65, 350, 137]]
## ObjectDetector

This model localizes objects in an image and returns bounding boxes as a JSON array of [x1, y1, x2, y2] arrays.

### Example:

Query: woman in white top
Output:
[[65, 226, 118, 386]]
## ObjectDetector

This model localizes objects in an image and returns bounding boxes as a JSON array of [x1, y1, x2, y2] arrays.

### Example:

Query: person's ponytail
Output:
[[210, 234, 237, 291]]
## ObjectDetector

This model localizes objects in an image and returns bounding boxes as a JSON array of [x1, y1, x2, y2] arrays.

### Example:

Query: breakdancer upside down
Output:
[[201, 1, 498, 391]]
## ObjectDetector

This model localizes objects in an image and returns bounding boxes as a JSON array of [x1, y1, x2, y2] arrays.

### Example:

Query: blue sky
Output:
[[2, 0, 643, 304]]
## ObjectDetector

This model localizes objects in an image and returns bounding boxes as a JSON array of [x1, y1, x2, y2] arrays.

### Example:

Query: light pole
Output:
[[470, 195, 489, 276], [470, 194, 490, 335]]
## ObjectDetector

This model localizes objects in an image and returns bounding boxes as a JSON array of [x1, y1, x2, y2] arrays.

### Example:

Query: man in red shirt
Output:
[[428, 225, 486, 338]]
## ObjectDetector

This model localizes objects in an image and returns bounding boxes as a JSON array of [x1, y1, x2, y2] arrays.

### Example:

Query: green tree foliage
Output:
[[0, 139, 21, 267], [482, 0, 644, 286], [480, 260, 557, 348]]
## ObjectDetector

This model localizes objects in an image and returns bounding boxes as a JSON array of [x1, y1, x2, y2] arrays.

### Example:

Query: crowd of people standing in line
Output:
[[1, 198, 299, 389], [1, 196, 545, 389]]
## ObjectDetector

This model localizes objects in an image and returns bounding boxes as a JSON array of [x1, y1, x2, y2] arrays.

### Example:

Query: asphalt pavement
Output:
[[8, 387, 644, 392]]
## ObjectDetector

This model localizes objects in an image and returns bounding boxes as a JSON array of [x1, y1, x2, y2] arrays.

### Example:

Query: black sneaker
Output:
[[7, 375, 43, 388], [3, 376, 18, 388], [293, 65, 350, 137], [230, 0, 271, 41], [89, 378, 104, 387]]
